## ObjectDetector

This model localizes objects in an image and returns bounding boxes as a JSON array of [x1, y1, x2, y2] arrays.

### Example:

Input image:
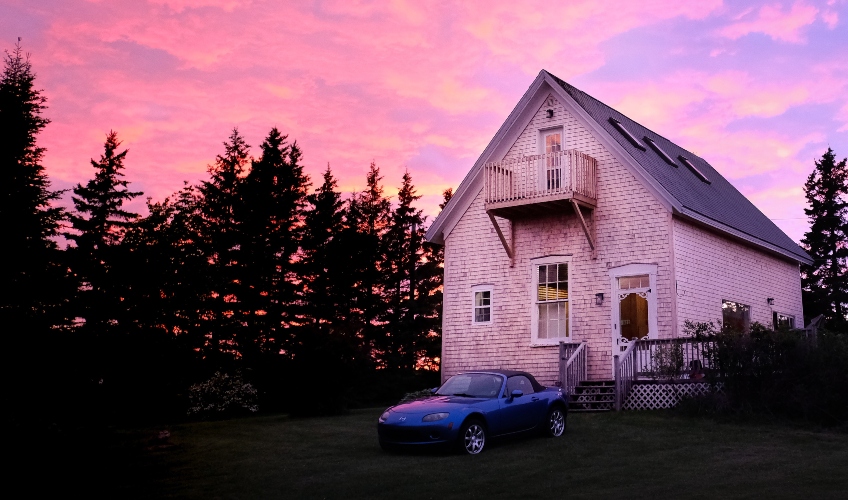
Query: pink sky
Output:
[[3, 0, 847, 243]]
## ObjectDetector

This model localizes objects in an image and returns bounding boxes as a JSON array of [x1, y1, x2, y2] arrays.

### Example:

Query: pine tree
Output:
[[0, 41, 65, 328], [197, 128, 250, 363], [345, 162, 392, 365], [801, 148, 848, 329], [67, 131, 143, 330], [239, 128, 310, 362], [300, 165, 346, 329], [380, 171, 426, 371]]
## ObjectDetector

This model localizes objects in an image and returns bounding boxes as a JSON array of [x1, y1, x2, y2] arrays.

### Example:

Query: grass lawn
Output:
[[73, 409, 848, 498]]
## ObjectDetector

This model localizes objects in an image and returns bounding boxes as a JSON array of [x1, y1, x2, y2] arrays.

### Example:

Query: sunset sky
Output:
[[3, 0, 847, 243]]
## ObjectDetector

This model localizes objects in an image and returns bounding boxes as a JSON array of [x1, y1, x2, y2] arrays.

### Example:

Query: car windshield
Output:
[[436, 373, 503, 398]]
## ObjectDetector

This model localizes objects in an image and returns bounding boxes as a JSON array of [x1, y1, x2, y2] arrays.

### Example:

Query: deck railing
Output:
[[634, 338, 716, 381], [614, 341, 638, 411], [559, 341, 587, 398], [484, 149, 597, 205]]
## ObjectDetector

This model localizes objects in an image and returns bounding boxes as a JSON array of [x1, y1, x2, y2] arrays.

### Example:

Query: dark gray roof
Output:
[[546, 71, 811, 264]]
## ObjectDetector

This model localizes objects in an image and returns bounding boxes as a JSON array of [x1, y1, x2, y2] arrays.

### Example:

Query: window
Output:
[[542, 129, 563, 190], [722, 300, 750, 332], [532, 258, 570, 343], [773, 312, 795, 330], [678, 155, 711, 184], [608, 118, 646, 151], [506, 375, 535, 396], [472, 285, 493, 324], [643, 137, 677, 167]]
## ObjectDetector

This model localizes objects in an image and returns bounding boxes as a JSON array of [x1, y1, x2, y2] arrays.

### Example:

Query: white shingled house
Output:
[[424, 70, 812, 410]]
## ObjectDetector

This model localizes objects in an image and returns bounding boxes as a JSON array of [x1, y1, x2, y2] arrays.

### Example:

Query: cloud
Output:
[[6, 0, 845, 233], [718, 1, 819, 43]]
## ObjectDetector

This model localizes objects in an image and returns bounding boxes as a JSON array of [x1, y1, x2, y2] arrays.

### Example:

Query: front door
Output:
[[609, 265, 658, 373]]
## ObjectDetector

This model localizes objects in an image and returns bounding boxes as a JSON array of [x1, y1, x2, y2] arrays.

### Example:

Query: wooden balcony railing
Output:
[[483, 149, 598, 213]]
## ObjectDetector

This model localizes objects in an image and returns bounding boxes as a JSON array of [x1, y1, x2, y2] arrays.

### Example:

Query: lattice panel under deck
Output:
[[623, 382, 723, 410]]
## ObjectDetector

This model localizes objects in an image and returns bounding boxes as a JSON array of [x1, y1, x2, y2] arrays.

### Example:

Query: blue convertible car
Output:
[[378, 370, 568, 454]]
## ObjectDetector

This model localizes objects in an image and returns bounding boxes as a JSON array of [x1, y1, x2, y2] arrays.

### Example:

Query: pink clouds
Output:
[[3, 0, 847, 242], [718, 1, 821, 43]]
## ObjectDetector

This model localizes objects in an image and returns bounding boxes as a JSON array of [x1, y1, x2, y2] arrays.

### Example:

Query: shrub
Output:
[[686, 320, 848, 424], [187, 371, 259, 418], [651, 342, 684, 381]]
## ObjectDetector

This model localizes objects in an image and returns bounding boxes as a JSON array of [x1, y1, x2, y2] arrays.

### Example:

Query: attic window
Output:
[[608, 118, 646, 151], [678, 156, 711, 184], [643, 137, 677, 167]]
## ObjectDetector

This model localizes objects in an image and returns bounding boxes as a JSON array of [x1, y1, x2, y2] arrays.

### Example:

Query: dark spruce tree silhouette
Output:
[[0, 42, 66, 330], [67, 131, 143, 332], [380, 171, 428, 372], [239, 128, 310, 365], [801, 148, 848, 329], [414, 187, 453, 371], [345, 162, 393, 367], [1, 41, 76, 432], [197, 128, 250, 365]]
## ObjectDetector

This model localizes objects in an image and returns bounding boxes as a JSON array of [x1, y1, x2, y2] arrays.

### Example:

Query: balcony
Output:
[[483, 149, 598, 219]]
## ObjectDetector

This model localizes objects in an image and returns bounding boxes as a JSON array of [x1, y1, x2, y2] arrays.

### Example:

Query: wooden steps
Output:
[[569, 380, 615, 412]]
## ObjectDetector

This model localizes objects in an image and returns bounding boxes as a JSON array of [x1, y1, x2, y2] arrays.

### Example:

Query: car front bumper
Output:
[[377, 420, 461, 447]]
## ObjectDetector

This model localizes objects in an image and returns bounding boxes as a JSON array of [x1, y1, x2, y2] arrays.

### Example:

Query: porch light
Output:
[[546, 109, 554, 118], [595, 293, 604, 306], [767, 297, 775, 305]]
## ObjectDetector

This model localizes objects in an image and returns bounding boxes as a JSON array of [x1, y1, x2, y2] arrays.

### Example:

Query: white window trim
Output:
[[772, 311, 796, 330], [538, 127, 565, 192], [471, 284, 494, 325], [530, 255, 572, 346], [538, 126, 564, 154], [608, 263, 659, 340]]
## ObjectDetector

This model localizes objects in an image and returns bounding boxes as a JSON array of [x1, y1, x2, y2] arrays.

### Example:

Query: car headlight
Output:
[[422, 412, 449, 422], [379, 411, 391, 423]]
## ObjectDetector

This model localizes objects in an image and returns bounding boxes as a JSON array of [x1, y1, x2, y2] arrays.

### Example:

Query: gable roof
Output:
[[426, 70, 812, 265]]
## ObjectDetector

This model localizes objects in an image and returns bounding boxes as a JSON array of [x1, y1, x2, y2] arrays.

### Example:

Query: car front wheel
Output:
[[546, 407, 566, 437], [459, 419, 486, 454]]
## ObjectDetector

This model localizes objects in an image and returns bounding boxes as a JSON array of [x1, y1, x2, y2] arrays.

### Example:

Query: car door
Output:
[[499, 375, 547, 433]]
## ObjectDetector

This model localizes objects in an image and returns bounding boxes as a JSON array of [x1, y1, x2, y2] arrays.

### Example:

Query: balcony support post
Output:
[[571, 199, 597, 259], [487, 212, 514, 267]]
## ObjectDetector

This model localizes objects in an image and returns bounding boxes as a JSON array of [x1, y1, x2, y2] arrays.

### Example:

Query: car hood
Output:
[[390, 396, 489, 414]]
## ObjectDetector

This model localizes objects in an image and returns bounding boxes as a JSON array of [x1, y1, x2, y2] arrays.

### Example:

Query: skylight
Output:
[[643, 137, 677, 167], [608, 118, 646, 151], [678, 156, 711, 184]]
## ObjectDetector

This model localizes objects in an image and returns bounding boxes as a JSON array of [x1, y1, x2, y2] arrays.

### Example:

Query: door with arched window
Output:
[[609, 264, 658, 373]]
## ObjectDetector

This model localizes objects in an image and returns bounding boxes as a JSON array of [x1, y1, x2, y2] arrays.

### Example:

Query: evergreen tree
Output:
[[0, 41, 65, 328], [801, 148, 848, 329], [239, 128, 310, 362], [380, 171, 426, 371], [300, 165, 346, 329], [414, 187, 454, 371], [345, 162, 392, 364], [67, 131, 143, 330], [197, 128, 250, 364]]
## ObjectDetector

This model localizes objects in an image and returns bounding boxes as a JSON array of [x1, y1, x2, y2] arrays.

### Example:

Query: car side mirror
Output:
[[509, 390, 523, 401], [430, 387, 438, 395]]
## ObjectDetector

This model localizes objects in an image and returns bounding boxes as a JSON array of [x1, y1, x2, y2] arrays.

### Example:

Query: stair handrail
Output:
[[559, 341, 587, 399], [614, 341, 638, 411]]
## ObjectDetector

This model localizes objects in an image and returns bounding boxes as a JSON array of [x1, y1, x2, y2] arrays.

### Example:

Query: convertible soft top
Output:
[[459, 370, 546, 393]]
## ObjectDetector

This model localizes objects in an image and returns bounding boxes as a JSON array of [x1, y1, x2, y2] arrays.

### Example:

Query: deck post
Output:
[[613, 354, 621, 411]]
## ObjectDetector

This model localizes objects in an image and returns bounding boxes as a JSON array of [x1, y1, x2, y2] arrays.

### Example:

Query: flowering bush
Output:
[[187, 371, 259, 418]]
